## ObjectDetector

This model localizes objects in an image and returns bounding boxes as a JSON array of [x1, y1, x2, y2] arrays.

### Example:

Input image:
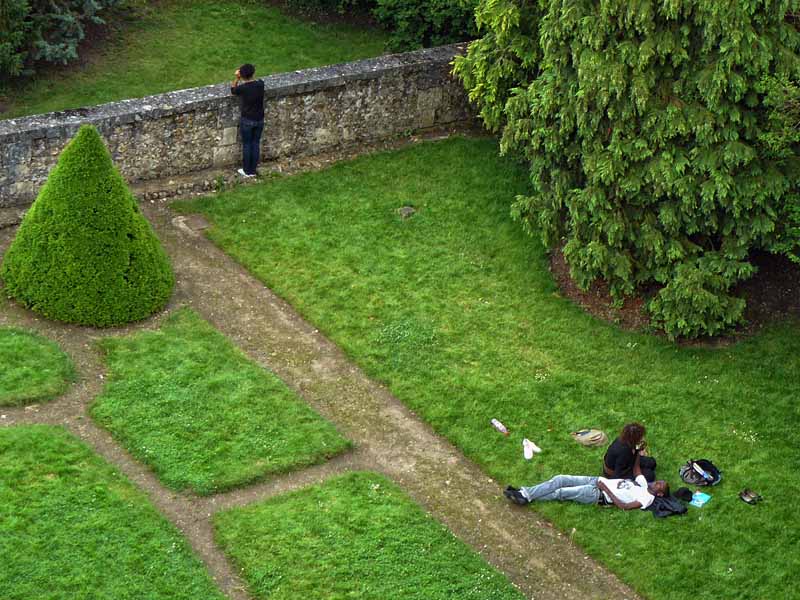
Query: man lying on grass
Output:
[[505, 454, 669, 510]]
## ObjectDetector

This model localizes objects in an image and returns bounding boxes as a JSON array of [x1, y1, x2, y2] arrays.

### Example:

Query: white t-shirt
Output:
[[598, 475, 654, 509]]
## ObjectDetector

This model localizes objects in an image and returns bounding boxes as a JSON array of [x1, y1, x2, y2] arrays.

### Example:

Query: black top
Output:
[[603, 437, 637, 478], [231, 80, 265, 121]]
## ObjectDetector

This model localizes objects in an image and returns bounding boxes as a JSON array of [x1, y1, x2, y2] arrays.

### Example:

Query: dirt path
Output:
[[0, 186, 641, 600]]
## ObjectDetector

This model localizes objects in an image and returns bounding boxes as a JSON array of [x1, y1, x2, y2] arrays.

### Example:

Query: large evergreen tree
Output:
[[1, 125, 174, 326], [455, 0, 800, 337]]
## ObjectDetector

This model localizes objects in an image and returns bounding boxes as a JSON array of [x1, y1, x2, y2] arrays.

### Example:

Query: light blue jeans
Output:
[[521, 475, 601, 504]]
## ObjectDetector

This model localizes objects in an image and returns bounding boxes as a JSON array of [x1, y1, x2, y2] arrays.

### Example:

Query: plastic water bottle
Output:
[[692, 462, 714, 482], [491, 418, 509, 435]]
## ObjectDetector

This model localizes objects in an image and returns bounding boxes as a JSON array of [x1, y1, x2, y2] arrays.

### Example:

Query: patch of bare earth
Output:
[[550, 246, 651, 332], [550, 245, 800, 342]]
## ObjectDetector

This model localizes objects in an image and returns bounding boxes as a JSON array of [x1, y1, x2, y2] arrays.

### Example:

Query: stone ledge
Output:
[[1, 44, 474, 210], [0, 44, 467, 144]]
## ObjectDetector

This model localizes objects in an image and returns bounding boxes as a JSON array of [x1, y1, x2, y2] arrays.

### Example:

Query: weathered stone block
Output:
[[221, 126, 238, 146], [213, 145, 239, 168], [417, 88, 444, 129]]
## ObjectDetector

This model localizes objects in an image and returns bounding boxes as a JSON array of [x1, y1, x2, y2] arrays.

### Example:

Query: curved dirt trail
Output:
[[152, 205, 641, 600], [0, 197, 641, 600]]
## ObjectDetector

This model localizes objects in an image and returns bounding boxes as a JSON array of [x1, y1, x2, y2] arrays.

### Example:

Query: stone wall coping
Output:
[[0, 43, 466, 143]]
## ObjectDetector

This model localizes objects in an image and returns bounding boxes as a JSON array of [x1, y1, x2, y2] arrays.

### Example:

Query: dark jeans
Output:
[[240, 118, 264, 175]]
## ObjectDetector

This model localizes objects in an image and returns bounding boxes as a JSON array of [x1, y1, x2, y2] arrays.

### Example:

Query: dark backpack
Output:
[[679, 459, 721, 486]]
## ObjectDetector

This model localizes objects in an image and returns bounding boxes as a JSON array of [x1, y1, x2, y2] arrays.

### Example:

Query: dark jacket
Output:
[[231, 80, 265, 122], [647, 495, 688, 518]]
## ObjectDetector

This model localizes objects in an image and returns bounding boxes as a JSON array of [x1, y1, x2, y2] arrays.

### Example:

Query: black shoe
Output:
[[504, 486, 529, 506], [739, 489, 763, 505]]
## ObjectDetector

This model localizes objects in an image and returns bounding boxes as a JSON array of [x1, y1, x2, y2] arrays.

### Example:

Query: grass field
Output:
[[214, 471, 525, 599], [176, 137, 800, 599], [0, 425, 226, 600], [91, 308, 350, 495], [1, 0, 388, 119], [0, 327, 75, 406]]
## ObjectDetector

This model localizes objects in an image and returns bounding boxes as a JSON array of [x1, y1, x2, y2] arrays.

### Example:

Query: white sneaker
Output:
[[523, 438, 541, 459], [237, 168, 248, 177]]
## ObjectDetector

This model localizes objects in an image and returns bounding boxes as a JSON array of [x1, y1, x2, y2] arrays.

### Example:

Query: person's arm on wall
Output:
[[231, 69, 241, 95], [597, 480, 642, 511]]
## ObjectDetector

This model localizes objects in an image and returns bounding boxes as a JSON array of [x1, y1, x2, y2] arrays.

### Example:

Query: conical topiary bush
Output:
[[0, 125, 174, 326]]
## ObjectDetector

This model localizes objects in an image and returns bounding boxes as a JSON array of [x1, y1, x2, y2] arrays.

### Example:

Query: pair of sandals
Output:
[[739, 488, 763, 505]]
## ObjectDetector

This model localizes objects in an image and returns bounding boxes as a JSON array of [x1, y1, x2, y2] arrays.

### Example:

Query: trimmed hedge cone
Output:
[[0, 125, 174, 327]]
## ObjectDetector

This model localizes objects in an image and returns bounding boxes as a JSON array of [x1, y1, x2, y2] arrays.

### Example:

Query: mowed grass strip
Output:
[[0, 327, 75, 406], [177, 137, 800, 600], [1, 0, 388, 119], [90, 308, 350, 495], [214, 471, 525, 599], [0, 425, 226, 600]]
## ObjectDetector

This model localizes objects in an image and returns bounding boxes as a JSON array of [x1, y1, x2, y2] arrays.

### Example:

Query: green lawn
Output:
[[0, 425, 226, 600], [214, 471, 525, 599], [91, 308, 351, 495], [0, 327, 75, 406], [1, 0, 388, 119], [177, 137, 800, 600]]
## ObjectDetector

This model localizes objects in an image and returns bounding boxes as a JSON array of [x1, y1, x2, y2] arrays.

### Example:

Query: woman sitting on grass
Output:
[[603, 422, 657, 482]]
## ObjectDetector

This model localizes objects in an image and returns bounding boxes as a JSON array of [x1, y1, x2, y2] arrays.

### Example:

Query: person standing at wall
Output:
[[231, 63, 265, 177]]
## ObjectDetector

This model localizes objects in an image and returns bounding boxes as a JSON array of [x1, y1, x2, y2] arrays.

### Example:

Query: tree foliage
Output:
[[372, 0, 477, 50], [454, 0, 800, 337], [0, 0, 131, 81], [279, 0, 477, 50], [0, 125, 174, 327], [280, 0, 372, 14], [0, 0, 30, 79], [760, 68, 800, 263]]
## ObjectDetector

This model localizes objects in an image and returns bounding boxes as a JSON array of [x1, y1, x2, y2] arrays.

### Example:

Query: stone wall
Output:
[[0, 44, 472, 211]]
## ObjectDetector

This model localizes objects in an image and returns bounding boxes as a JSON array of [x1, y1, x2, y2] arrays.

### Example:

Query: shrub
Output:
[[455, 0, 800, 338], [280, 0, 371, 13], [372, 0, 477, 51], [277, 0, 477, 51], [0, 0, 132, 81], [0, 0, 30, 79], [0, 125, 174, 327]]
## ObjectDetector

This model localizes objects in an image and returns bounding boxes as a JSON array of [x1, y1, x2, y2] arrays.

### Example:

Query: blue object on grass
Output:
[[690, 491, 712, 508]]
